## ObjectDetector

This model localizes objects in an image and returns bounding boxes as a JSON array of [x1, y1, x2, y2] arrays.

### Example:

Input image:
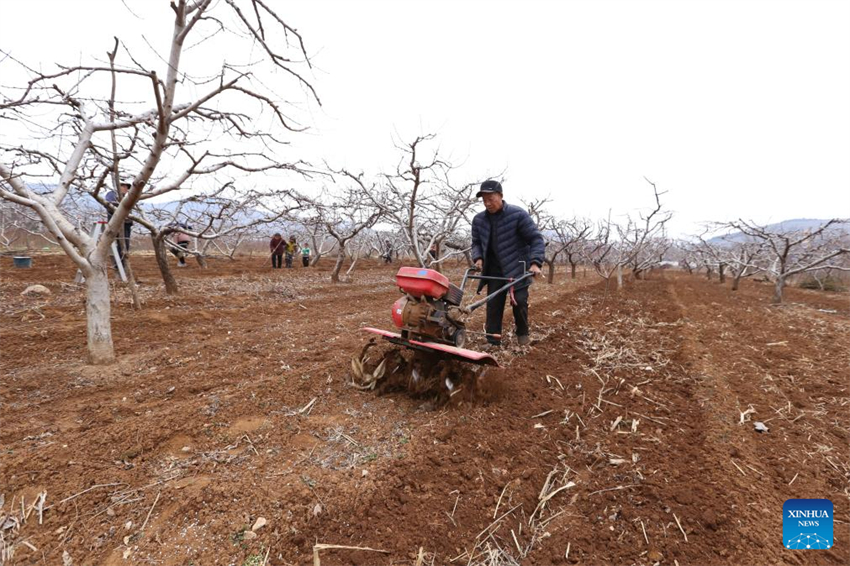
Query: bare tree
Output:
[[0, 189, 100, 252], [555, 217, 592, 280], [123, 186, 296, 294], [301, 218, 337, 267], [670, 241, 698, 275], [694, 230, 727, 282], [692, 226, 767, 290], [615, 179, 672, 286], [584, 179, 671, 291], [725, 240, 765, 291], [689, 241, 717, 280], [206, 225, 260, 261], [584, 214, 623, 290], [294, 183, 382, 283], [347, 134, 483, 271], [523, 198, 564, 284], [802, 264, 849, 291], [0, 201, 38, 251], [627, 236, 672, 280], [0, 1, 318, 363], [343, 230, 374, 277], [723, 219, 849, 303], [366, 228, 409, 265]]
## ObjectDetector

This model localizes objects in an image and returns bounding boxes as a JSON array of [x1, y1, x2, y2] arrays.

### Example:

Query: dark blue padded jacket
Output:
[[470, 202, 545, 291]]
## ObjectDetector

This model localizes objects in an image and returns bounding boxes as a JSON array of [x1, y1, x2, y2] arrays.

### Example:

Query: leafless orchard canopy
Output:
[[1, 0, 849, 364]]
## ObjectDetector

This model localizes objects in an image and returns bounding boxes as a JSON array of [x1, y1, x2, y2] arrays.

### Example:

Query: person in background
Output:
[[383, 239, 393, 264], [284, 235, 297, 268], [104, 181, 134, 261], [428, 243, 438, 261], [270, 233, 285, 268], [301, 242, 311, 267], [171, 224, 192, 267]]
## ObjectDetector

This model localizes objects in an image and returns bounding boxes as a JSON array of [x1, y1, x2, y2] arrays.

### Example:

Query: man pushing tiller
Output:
[[471, 180, 545, 348], [359, 180, 546, 378]]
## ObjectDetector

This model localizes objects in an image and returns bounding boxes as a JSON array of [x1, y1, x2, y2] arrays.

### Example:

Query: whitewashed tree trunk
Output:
[[85, 263, 115, 364], [345, 254, 360, 277], [616, 264, 624, 289], [772, 275, 786, 304]]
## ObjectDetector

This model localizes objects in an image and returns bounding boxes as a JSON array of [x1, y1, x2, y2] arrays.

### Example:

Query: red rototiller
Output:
[[363, 265, 535, 366]]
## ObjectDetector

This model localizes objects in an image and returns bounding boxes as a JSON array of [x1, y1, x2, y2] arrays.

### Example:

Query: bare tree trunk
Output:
[[227, 237, 242, 259], [345, 242, 364, 278], [570, 262, 577, 279], [731, 273, 742, 291], [718, 263, 726, 284], [545, 259, 555, 284], [310, 234, 323, 267], [196, 240, 210, 268], [153, 234, 179, 295], [431, 242, 442, 274], [331, 250, 345, 283], [85, 263, 115, 364], [705, 267, 713, 280], [616, 264, 624, 289], [772, 275, 785, 304]]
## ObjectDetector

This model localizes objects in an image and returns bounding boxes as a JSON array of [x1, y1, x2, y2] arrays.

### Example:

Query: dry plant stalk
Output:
[[673, 513, 688, 542]]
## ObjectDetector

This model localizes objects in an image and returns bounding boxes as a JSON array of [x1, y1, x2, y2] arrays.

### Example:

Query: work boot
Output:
[[517, 335, 530, 346]]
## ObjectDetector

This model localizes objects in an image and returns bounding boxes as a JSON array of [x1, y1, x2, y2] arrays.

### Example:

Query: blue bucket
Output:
[[13, 256, 32, 268]]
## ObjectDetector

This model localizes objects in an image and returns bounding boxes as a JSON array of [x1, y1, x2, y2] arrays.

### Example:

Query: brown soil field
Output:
[[1, 255, 848, 566]]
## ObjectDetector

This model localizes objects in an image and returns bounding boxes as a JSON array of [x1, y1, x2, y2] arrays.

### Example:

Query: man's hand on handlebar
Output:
[[474, 259, 482, 271], [529, 264, 542, 276]]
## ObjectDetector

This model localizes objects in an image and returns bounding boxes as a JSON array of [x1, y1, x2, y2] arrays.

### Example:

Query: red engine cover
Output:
[[391, 296, 406, 328], [395, 267, 450, 299]]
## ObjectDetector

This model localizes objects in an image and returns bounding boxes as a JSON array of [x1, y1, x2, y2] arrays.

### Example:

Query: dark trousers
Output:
[[272, 253, 283, 268], [120, 222, 132, 258], [107, 212, 133, 261], [170, 241, 189, 264], [285, 253, 294, 268], [302, 256, 309, 267], [485, 282, 529, 345]]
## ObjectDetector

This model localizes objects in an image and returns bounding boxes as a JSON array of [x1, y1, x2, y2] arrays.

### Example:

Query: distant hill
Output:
[[708, 219, 847, 245]]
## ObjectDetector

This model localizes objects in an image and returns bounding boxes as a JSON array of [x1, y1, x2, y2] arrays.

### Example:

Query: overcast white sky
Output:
[[2, 0, 849, 236]]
